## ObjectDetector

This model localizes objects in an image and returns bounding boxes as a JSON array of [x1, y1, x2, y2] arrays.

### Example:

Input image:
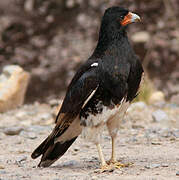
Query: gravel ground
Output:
[[0, 101, 179, 180]]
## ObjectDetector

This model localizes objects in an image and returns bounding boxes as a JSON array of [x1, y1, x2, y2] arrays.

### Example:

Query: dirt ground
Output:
[[0, 101, 179, 180]]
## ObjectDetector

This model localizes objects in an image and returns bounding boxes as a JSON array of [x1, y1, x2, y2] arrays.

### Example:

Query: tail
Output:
[[31, 136, 77, 167], [31, 115, 82, 167]]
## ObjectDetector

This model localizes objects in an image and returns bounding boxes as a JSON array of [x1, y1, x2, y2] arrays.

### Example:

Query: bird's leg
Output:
[[110, 136, 117, 163], [108, 136, 132, 169], [96, 143, 107, 167], [96, 143, 113, 172]]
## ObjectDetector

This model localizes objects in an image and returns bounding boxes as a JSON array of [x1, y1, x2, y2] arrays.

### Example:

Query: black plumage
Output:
[[31, 6, 143, 169]]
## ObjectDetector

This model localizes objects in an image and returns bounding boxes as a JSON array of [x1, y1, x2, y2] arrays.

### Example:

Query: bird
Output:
[[31, 6, 144, 171]]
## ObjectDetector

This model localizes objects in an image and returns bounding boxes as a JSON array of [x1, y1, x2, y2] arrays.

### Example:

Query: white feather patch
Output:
[[91, 62, 98, 67], [82, 86, 98, 108], [81, 98, 130, 143]]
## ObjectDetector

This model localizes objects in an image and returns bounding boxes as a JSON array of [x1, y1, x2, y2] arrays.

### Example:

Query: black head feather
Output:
[[103, 6, 129, 26]]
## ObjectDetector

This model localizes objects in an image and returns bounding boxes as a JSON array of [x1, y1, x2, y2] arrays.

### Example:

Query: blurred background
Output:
[[0, 0, 179, 103]]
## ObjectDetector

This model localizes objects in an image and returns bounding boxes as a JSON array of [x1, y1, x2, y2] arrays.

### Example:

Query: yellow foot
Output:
[[95, 164, 114, 173], [107, 160, 133, 169]]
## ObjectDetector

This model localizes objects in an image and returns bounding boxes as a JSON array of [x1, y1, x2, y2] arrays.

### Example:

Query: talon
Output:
[[107, 160, 133, 169], [97, 164, 114, 173]]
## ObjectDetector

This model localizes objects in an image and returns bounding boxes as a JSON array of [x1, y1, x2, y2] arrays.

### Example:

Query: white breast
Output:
[[81, 99, 129, 144]]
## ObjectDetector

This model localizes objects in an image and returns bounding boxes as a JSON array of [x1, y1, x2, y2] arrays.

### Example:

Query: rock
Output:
[[127, 102, 147, 112], [27, 125, 51, 133], [0, 165, 5, 169], [131, 31, 150, 43], [0, 170, 6, 174], [4, 127, 23, 136], [15, 111, 27, 120], [0, 65, 30, 113], [161, 163, 169, 167], [152, 110, 169, 122], [20, 131, 37, 139], [91, 176, 98, 180], [73, 148, 79, 152], [16, 156, 27, 163], [149, 91, 165, 104], [40, 113, 52, 121], [172, 130, 179, 138], [49, 99, 60, 107], [62, 160, 79, 167], [145, 163, 160, 169], [151, 141, 162, 145]]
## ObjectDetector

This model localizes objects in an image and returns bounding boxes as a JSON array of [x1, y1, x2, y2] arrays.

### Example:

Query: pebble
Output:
[[15, 111, 27, 119], [151, 141, 162, 145], [73, 148, 79, 152], [91, 176, 98, 180], [172, 130, 179, 138], [145, 163, 160, 169], [20, 131, 37, 139], [0, 165, 5, 169], [149, 91, 165, 104], [40, 113, 52, 120], [49, 99, 60, 106], [62, 160, 79, 167], [176, 171, 179, 176], [127, 102, 147, 112], [152, 110, 169, 122], [0, 170, 6, 174], [161, 163, 169, 167], [16, 156, 27, 163], [4, 127, 23, 136], [27, 125, 51, 133]]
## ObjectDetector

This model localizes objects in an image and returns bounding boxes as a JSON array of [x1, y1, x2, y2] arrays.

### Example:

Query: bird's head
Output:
[[102, 6, 141, 29], [95, 7, 141, 53]]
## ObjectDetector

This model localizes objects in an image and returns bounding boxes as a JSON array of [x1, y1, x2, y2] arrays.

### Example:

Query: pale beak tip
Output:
[[130, 12, 141, 23]]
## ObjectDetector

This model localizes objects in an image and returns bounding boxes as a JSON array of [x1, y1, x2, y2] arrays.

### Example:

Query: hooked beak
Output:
[[121, 12, 141, 26]]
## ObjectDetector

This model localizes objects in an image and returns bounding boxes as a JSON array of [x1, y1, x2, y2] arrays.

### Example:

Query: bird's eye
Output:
[[120, 15, 124, 19]]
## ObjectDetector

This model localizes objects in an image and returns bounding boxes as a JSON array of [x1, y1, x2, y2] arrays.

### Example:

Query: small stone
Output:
[[4, 127, 23, 136], [27, 132, 37, 139], [16, 156, 27, 163], [63, 160, 79, 167], [27, 125, 49, 133], [0, 170, 6, 174], [172, 130, 179, 138], [0, 165, 5, 169], [151, 141, 162, 145], [127, 102, 147, 112], [15, 111, 27, 119], [40, 113, 52, 120], [145, 163, 160, 169], [72, 152, 78, 156], [91, 176, 98, 179], [161, 129, 172, 138], [149, 91, 165, 104], [176, 171, 179, 176], [20, 131, 37, 139], [49, 99, 60, 107], [152, 110, 169, 122], [74, 148, 79, 152], [161, 163, 169, 167]]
